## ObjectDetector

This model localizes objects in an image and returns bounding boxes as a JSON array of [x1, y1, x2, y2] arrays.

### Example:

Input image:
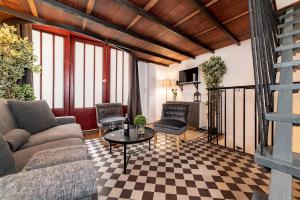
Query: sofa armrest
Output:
[[0, 160, 97, 200], [55, 116, 76, 125], [24, 145, 88, 171]]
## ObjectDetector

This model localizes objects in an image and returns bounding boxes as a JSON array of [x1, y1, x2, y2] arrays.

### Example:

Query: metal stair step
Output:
[[270, 83, 300, 91], [277, 29, 300, 39], [278, 19, 300, 29], [265, 113, 300, 124], [273, 60, 300, 68], [279, 8, 300, 20], [255, 147, 300, 179], [275, 43, 300, 52]]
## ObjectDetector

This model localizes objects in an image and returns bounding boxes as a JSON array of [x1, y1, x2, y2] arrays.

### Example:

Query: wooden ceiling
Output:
[[0, 0, 250, 66]]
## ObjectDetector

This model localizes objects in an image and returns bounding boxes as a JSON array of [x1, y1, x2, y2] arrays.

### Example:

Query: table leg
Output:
[[109, 142, 112, 154], [124, 144, 127, 174], [149, 139, 151, 151]]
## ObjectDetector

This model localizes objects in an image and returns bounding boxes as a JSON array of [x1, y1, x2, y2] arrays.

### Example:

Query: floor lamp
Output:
[[162, 79, 171, 102]]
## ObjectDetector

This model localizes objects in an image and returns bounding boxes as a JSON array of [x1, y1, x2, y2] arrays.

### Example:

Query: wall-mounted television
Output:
[[179, 67, 199, 83]]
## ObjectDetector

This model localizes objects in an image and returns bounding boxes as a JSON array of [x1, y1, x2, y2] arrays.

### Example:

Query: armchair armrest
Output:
[[55, 116, 76, 125], [0, 160, 97, 200]]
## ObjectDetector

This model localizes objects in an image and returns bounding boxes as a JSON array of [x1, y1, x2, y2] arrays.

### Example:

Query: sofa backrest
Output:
[[0, 99, 18, 134], [161, 103, 189, 123], [95, 103, 123, 122]]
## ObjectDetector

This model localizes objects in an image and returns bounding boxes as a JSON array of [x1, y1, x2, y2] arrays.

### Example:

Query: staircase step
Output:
[[265, 113, 300, 124], [273, 60, 300, 68], [270, 83, 300, 91], [255, 147, 300, 179], [275, 43, 300, 52], [278, 19, 300, 29], [277, 29, 300, 39], [278, 8, 300, 20]]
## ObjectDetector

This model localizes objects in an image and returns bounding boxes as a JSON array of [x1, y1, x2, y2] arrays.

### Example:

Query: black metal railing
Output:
[[207, 85, 274, 155]]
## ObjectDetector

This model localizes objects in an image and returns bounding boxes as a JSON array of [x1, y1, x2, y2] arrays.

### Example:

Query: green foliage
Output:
[[0, 23, 41, 100], [133, 115, 147, 126], [200, 56, 227, 89]]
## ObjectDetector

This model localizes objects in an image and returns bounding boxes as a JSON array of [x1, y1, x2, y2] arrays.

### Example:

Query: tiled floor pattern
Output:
[[85, 132, 299, 200]]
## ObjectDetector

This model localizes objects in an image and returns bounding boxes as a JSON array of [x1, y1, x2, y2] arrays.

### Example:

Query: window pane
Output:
[[32, 30, 41, 100], [74, 42, 84, 108], [84, 44, 94, 107], [110, 49, 117, 103], [116, 50, 123, 103], [123, 52, 129, 105], [95, 46, 103, 104], [41, 32, 53, 108], [54, 36, 64, 108]]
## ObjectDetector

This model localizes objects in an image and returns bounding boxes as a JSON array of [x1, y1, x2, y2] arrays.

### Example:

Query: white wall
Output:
[[276, 0, 298, 9]]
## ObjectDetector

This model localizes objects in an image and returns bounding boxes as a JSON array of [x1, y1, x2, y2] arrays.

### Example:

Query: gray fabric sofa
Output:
[[0, 99, 84, 171], [0, 99, 98, 199]]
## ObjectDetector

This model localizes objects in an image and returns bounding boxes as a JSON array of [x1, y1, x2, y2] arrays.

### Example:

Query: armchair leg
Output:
[[154, 132, 157, 147], [176, 136, 180, 152], [184, 131, 187, 142]]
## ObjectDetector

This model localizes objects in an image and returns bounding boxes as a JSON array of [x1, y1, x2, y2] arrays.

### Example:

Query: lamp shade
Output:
[[162, 79, 172, 88]]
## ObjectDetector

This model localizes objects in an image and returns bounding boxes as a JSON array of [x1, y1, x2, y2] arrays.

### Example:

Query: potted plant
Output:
[[0, 23, 41, 101], [171, 88, 177, 101], [133, 115, 147, 135], [200, 56, 227, 137]]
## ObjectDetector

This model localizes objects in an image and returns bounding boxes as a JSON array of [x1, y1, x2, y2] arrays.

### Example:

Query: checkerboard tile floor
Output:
[[85, 132, 299, 200]]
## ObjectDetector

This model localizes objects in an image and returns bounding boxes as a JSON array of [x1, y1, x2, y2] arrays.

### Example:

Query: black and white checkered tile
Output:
[[85, 133, 299, 200]]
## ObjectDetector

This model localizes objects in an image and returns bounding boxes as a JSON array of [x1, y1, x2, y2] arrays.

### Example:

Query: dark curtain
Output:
[[14, 23, 33, 85], [127, 56, 142, 123]]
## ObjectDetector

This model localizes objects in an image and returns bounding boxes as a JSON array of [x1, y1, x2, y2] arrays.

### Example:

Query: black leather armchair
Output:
[[95, 103, 125, 138], [153, 104, 189, 152]]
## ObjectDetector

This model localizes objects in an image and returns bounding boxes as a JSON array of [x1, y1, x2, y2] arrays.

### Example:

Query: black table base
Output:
[[108, 139, 151, 174]]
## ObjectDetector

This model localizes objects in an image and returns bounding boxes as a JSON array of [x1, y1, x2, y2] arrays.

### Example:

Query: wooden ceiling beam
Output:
[[82, 0, 95, 30], [114, 0, 214, 52], [138, 58, 169, 67], [127, 0, 159, 29], [193, 11, 248, 38], [148, 0, 219, 44], [27, 0, 39, 17], [37, 0, 195, 58], [191, 0, 240, 45], [0, 5, 180, 64]]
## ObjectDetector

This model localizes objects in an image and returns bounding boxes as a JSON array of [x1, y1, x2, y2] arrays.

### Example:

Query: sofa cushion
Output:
[[3, 129, 31, 151], [24, 145, 88, 171], [0, 100, 18, 134], [20, 123, 83, 150], [13, 137, 84, 172], [153, 119, 187, 130], [8, 100, 56, 134], [0, 133, 16, 177]]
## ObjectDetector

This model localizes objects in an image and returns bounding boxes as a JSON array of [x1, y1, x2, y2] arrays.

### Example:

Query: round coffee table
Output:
[[104, 127, 155, 174]]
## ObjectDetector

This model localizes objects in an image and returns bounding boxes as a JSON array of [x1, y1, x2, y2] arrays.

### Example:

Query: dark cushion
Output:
[[8, 100, 56, 134], [3, 129, 31, 151], [153, 119, 187, 130], [0, 100, 18, 134], [0, 133, 16, 177]]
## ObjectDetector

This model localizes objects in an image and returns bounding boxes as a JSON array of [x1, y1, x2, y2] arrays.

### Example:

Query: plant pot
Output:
[[173, 95, 177, 101], [136, 124, 145, 135]]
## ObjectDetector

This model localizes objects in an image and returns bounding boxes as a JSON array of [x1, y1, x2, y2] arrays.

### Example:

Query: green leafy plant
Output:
[[200, 56, 227, 135], [171, 88, 177, 97], [0, 23, 41, 100], [133, 115, 147, 126], [200, 56, 227, 89]]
